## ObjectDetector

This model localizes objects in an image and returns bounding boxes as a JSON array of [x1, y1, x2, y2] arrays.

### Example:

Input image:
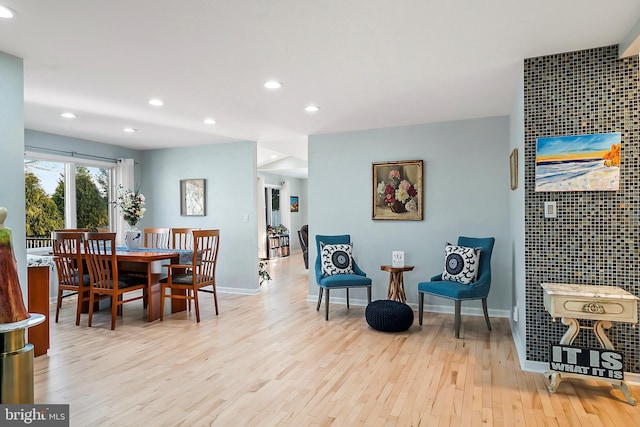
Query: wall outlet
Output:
[[513, 304, 519, 322]]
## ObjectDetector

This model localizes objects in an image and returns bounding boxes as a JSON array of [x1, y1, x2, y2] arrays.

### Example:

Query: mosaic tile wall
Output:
[[524, 45, 640, 372]]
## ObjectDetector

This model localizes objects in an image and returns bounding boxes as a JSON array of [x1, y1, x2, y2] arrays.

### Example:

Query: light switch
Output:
[[544, 201, 557, 218], [243, 214, 249, 222]]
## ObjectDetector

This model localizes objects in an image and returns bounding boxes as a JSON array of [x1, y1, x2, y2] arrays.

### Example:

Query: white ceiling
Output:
[[1, 1, 639, 177]]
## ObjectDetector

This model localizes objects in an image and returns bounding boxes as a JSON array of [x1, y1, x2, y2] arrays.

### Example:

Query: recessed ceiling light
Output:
[[304, 105, 320, 112], [0, 6, 15, 19], [264, 81, 282, 89], [148, 98, 164, 106], [123, 127, 137, 133], [203, 118, 216, 125], [60, 112, 76, 119], [270, 155, 278, 159]]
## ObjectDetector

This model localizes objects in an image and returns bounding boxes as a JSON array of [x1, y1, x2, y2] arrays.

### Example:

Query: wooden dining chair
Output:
[[83, 232, 146, 330], [171, 228, 199, 249], [170, 228, 200, 308], [52, 231, 90, 325], [160, 229, 220, 322], [144, 227, 170, 248]]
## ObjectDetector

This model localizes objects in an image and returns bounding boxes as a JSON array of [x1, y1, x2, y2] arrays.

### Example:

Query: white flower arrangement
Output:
[[114, 185, 146, 228]]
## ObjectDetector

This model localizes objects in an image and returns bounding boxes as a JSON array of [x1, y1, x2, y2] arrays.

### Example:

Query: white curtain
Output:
[[115, 158, 135, 246], [257, 177, 267, 259]]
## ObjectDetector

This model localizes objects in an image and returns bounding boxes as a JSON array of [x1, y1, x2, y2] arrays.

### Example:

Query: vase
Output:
[[390, 201, 406, 213], [125, 227, 142, 250]]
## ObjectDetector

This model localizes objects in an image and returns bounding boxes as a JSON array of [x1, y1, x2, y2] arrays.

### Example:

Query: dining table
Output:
[[114, 247, 195, 321]]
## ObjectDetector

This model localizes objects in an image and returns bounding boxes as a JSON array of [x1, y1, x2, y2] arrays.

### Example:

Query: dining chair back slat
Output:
[[171, 228, 199, 250], [144, 227, 170, 249]]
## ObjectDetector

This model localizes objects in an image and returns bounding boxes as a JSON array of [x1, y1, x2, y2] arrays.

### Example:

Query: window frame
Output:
[[24, 151, 116, 250]]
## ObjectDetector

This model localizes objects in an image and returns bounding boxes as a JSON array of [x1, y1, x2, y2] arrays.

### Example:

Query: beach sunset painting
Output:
[[535, 132, 621, 192]]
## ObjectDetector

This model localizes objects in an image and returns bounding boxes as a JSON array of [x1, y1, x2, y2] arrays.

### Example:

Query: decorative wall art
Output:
[[372, 160, 423, 220], [290, 196, 299, 212], [180, 178, 206, 216], [510, 148, 518, 190], [535, 133, 621, 192]]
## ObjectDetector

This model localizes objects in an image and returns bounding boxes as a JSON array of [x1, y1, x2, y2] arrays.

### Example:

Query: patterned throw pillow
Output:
[[320, 243, 354, 276], [442, 244, 481, 284]]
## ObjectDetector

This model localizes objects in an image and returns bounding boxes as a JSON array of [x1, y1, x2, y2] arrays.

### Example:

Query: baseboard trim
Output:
[[217, 286, 260, 296], [305, 294, 510, 318]]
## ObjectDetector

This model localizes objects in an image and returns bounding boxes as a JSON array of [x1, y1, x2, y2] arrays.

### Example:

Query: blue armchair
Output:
[[315, 234, 372, 320], [417, 236, 495, 338]]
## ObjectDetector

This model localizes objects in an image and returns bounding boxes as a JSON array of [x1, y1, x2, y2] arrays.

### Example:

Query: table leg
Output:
[[146, 260, 162, 321], [171, 264, 187, 313], [398, 273, 406, 303], [387, 273, 394, 300], [592, 319, 637, 405], [547, 317, 580, 393], [593, 320, 613, 349]]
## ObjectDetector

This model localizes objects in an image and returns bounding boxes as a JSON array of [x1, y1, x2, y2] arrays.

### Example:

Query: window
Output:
[[24, 154, 115, 249]]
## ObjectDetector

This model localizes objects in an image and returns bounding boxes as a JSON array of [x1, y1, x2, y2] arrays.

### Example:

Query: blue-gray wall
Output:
[[0, 51, 26, 292], [308, 117, 512, 315], [139, 141, 259, 294]]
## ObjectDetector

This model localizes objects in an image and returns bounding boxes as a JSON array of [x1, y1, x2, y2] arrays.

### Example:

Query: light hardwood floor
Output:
[[35, 255, 639, 426]]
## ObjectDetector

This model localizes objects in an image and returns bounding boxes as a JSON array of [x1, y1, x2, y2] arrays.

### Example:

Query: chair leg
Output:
[[211, 285, 219, 315], [111, 296, 118, 330], [367, 287, 371, 304], [454, 300, 462, 339], [194, 288, 201, 323], [55, 290, 63, 323], [75, 290, 83, 326], [346, 288, 350, 309], [316, 288, 323, 311], [418, 293, 424, 325], [160, 284, 165, 321], [117, 295, 123, 316], [482, 297, 492, 331], [88, 290, 94, 327], [325, 288, 330, 321]]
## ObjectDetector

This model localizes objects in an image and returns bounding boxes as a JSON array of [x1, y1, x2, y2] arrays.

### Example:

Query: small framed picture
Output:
[[392, 251, 405, 268], [290, 196, 299, 212], [180, 179, 206, 216]]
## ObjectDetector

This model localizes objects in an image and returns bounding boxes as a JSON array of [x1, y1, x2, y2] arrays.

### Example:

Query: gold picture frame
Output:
[[510, 149, 518, 190], [372, 160, 423, 221]]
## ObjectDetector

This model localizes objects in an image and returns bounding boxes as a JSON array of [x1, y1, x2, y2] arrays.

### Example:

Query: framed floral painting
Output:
[[372, 160, 423, 220]]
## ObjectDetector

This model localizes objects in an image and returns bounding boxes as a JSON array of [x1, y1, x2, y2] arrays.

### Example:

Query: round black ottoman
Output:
[[365, 300, 414, 332]]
